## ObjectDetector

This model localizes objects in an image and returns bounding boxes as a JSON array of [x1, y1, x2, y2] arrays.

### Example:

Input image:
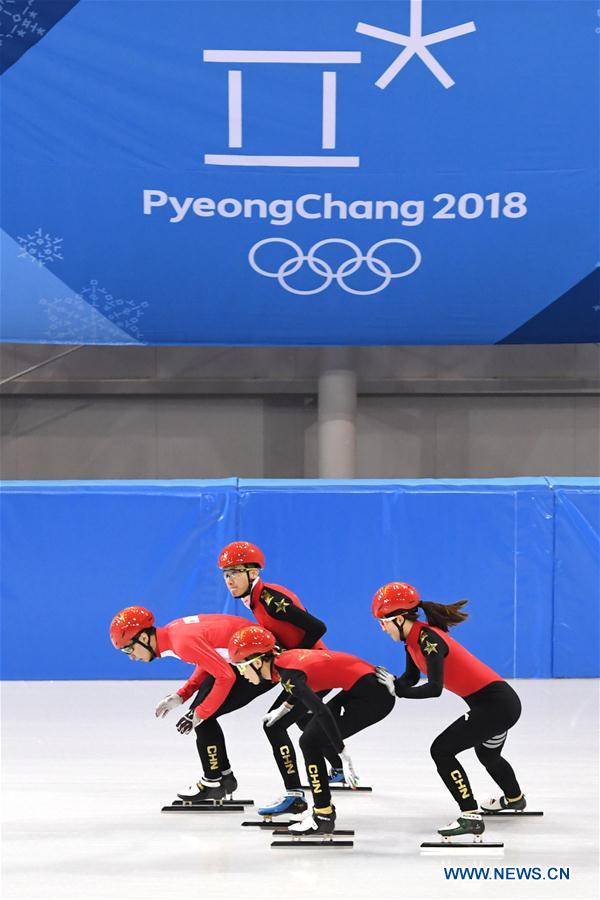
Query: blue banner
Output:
[[1, 0, 598, 344]]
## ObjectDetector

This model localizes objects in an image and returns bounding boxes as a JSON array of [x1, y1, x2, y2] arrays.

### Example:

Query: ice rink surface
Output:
[[2, 679, 598, 900]]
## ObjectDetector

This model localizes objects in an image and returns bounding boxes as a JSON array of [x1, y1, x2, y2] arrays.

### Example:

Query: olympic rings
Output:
[[248, 238, 421, 295]]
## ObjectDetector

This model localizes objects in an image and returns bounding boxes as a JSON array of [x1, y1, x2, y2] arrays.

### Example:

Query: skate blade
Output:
[[300, 784, 372, 792], [242, 819, 294, 829], [162, 803, 245, 812], [481, 810, 542, 816], [271, 838, 353, 848], [421, 840, 504, 849], [170, 798, 253, 807], [273, 828, 354, 836]]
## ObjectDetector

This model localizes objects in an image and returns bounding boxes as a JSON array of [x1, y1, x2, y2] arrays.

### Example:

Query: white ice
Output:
[[1, 679, 598, 900]]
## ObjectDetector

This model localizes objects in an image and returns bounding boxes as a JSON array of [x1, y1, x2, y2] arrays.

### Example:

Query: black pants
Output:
[[263, 689, 344, 790], [430, 680, 522, 812], [190, 666, 273, 779], [299, 674, 396, 808]]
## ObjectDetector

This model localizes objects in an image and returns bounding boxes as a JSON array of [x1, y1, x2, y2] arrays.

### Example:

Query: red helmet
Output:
[[228, 625, 276, 663], [110, 606, 155, 649], [372, 583, 420, 619], [218, 541, 265, 570]]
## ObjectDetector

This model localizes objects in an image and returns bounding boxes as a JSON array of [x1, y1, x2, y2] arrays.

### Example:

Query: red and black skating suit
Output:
[[273, 648, 395, 805], [155, 613, 253, 717], [155, 613, 272, 778], [244, 578, 327, 651], [242, 578, 339, 789], [394, 620, 522, 811], [399, 620, 502, 699]]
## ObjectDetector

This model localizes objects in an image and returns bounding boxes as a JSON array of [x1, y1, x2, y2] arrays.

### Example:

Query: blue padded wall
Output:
[[549, 479, 600, 677], [237, 480, 555, 679], [0, 481, 242, 680], [1, 478, 598, 679]]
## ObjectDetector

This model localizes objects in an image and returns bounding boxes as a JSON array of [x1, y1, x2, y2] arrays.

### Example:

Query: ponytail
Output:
[[419, 599, 469, 632]]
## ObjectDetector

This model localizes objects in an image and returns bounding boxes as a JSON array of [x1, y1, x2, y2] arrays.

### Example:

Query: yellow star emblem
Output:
[[274, 598, 290, 613], [262, 590, 274, 607], [282, 679, 295, 694], [423, 640, 438, 655]]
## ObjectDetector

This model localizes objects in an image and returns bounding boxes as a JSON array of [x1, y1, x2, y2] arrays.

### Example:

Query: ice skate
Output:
[[162, 776, 248, 813], [288, 805, 336, 835], [438, 812, 485, 839], [258, 791, 307, 818], [421, 812, 503, 849], [242, 790, 308, 828], [274, 804, 353, 838], [481, 793, 541, 817], [480, 793, 541, 816], [271, 805, 353, 848], [177, 777, 228, 803]]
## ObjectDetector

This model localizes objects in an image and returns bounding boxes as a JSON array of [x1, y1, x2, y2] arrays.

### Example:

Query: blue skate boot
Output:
[[328, 767, 346, 785], [258, 790, 307, 818]]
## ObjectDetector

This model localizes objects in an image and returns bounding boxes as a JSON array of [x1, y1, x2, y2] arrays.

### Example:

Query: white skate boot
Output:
[[480, 794, 526, 813]]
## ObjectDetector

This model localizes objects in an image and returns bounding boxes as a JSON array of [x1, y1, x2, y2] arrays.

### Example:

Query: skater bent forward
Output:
[[228, 624, 395, 836], [372, 582, 525, 841]]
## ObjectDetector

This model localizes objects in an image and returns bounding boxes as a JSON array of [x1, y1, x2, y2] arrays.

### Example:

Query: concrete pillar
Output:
[[318, 348, 357, 478]]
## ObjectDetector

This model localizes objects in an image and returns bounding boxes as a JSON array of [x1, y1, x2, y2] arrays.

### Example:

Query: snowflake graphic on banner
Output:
[[0, 0, 45, 44], [40, 280, 149, 342], [17, 227, 63, 266]]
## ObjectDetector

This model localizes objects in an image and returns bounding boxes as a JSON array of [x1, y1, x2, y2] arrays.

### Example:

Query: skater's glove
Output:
[[340, 748, 359, 789], [176, 711, 194, 734], [375, 666, 396, 697], [262, 702, 294, 728], [155, 692, 184, 718], [176, 709, 204, 734], [176, 710, 195, 735]]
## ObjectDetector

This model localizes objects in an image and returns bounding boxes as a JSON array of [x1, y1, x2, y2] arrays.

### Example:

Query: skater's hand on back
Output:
[[340, 748, 359, 789], [155, 693, 184, 718], [375, 666, 396, 696]]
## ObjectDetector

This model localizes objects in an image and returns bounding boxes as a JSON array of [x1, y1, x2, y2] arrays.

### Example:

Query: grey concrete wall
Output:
[[1, 343, 598, 479]]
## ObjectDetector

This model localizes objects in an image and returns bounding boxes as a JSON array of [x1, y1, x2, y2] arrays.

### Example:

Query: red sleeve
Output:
[[172, 633, 236, 719], [177, 666, 209, 703]]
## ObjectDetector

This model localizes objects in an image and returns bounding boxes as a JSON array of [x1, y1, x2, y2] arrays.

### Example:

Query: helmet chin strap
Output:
[[253, 655, 272, 684], [391, 615, 408, 642], [134, 631, 157, 660], [240, 566, 259, 600]]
